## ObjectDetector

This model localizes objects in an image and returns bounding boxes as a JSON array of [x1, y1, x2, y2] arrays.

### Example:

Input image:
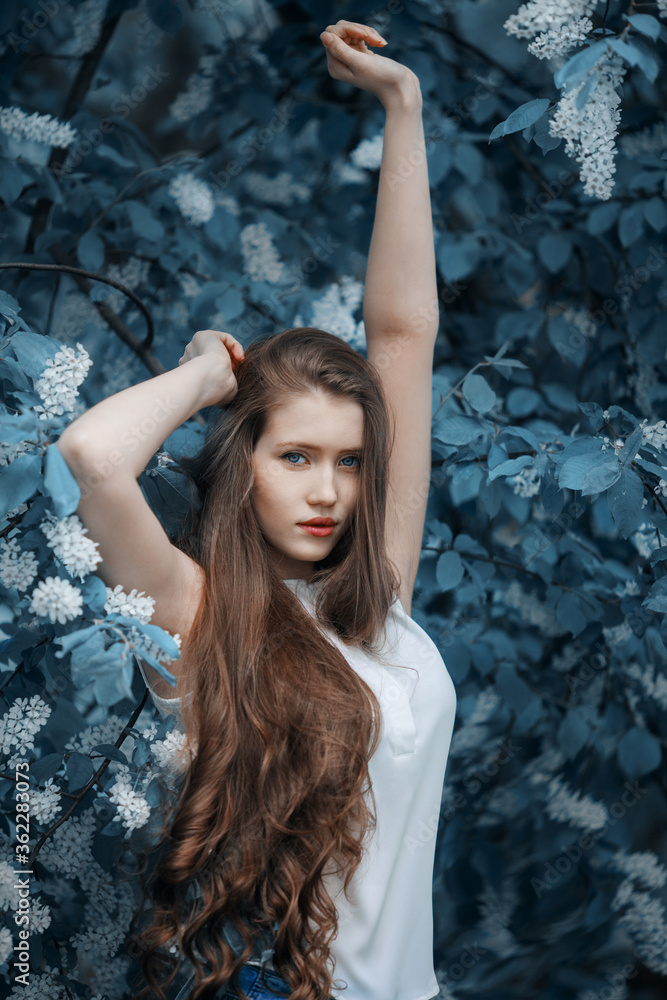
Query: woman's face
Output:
[[251, 391, 365, 581]]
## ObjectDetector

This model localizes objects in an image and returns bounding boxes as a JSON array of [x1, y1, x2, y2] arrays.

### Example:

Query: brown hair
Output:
[[127, 327, 400, 1000]]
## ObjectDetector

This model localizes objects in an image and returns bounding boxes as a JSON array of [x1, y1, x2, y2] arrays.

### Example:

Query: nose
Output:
[[306, 463, 338, 506]]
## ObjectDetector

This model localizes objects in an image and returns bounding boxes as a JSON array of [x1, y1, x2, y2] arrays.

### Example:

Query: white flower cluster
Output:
[[70, 923, 127, 967], [610, 849, 667, 891], [212, 190, 241, 216], [600, 433, 625, 454], [30, 777, 62, 825], [151, 728, 196, 771], [40, 510, 103, 582], [168, 171, 215, 226], [0, 926, 12, 965], [626, 345, 658, 417], [309, 275, 366, 350], [524, 738, 565, 785], [0, 536, 39, 592], [449, 721, 491, 757], [504, 0, 598, 40], [0, 694, 52, 756], [107, 765, 151, 835], [169, 53, 222, 123], [476, 876, 520, 955], [95, 256, 150, 313], [528, 17, 592, 60], [65, 714, 128, 755], [640, 419, 667, 451], [40, 807, 97, 877], [0, 105, 77, 148], [625, 661, 667, 711], [611, 879, 667, 976], [511, 465, 541, 497], [601, 621, 633, 646], [653, 477, 667, 498], [243, 170, 310, 206], [630, 522, 662, 560], [467, 688, 501, 726], [129, 626, 182, 666], [29, 575, 83, 624], [0, 440, 32, 466], [34, 341, 93, 419], [658, 0, 667, 18], [620, 117, 667, 158], [240, 220, 289, 284], [549, 50, 626, 200], [351, 132, 385, 170], [499, 580, 566, 637], [551, 641, 584, 672], [68, 0, 106, 56], [104, 584, 155, 624], [544, 773, 609, 831], [176, 272, 201, 298], [0, 853, 23, 911], [614, 578, 640, 598]]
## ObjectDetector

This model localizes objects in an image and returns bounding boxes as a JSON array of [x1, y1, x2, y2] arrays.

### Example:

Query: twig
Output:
[[27, 687, 150, 867]]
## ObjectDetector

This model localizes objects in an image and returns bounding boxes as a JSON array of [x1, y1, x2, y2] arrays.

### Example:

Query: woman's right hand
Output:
[[178, 329, 245, 408]]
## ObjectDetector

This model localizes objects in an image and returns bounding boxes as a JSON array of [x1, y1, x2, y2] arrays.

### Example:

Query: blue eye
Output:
[[280, 452, 361, 468]]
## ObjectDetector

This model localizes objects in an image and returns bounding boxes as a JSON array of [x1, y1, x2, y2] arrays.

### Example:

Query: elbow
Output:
[[55, 430, 97, 479]]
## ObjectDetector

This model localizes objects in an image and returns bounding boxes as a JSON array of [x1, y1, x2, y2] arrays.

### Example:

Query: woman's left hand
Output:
[[320, 19, 420, 108]]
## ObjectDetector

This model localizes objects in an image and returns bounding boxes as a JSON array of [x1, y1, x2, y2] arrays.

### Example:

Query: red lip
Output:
[[298, 518, 336, 526]]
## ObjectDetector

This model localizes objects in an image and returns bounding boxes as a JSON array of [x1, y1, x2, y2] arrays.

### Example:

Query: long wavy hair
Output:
[[127, 327, 401, 1000]]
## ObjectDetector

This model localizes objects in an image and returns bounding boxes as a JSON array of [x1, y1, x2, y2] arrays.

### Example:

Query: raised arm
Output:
[[320, 21, 439, 614], [56, 329, 244, 693]]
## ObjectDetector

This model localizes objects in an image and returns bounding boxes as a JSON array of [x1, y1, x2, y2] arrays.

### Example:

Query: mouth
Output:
[[297, 518, 336, 537]]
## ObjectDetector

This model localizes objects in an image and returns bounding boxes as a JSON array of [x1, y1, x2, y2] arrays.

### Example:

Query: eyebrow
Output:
[[275, 441, 364, 452]]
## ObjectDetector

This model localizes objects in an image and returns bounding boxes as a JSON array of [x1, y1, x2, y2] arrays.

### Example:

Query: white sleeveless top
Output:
[[139, 577, 457, 1000]]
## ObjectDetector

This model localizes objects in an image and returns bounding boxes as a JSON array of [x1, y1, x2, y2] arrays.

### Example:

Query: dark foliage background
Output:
[[0, 1, 666, 998]]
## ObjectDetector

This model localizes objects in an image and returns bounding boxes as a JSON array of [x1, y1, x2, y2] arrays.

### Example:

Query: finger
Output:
[[328, 20, 387, 45], [321, 30, 362, 63]]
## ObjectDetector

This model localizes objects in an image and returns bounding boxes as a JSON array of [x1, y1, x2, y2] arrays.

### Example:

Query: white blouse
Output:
[[139, 577, 457, 1000]]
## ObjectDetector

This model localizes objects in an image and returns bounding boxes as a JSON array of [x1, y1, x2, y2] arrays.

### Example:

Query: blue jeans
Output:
[[174, 960, 330, 999], [214, 963, 292, 998]]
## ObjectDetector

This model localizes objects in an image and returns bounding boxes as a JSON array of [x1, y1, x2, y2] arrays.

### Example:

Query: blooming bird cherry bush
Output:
[[0, 0, 666, 998]]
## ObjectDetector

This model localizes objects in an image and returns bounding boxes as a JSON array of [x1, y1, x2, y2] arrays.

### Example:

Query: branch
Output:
[[27, 687, 150, 867]]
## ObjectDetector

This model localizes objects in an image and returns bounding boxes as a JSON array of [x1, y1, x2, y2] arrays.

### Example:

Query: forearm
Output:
[[363, 84, 439, 339], [57, 356, 213, 481]]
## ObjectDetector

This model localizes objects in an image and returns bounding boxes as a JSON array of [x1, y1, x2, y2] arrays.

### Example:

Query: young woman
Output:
[[57, 19, 457, 1000]]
